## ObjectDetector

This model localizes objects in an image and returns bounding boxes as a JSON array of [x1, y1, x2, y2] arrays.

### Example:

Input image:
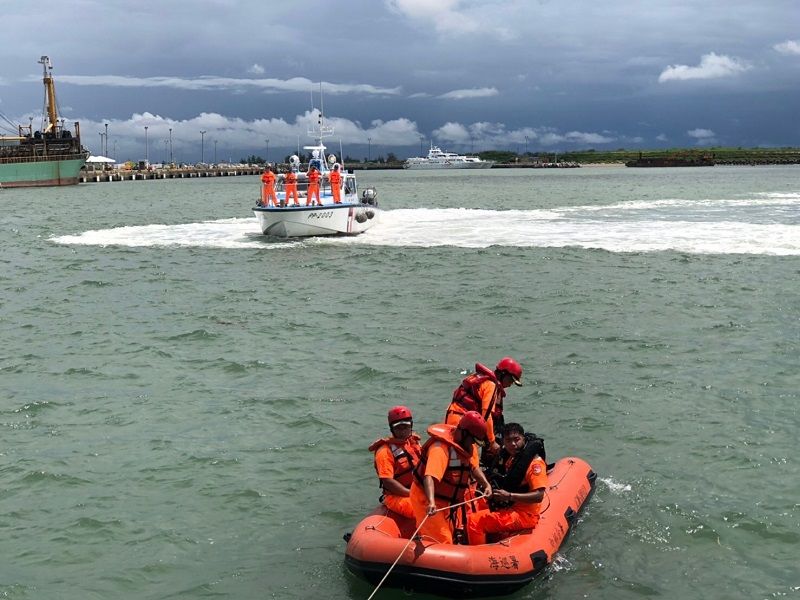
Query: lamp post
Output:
[[169, 127, 173, 164], [525, 135, 529, 156], [200, 130, 206, 164], [144, 125, 149, 164], [367, 137, 371, 162], [265, 138, 269, 164], [214, 140, 217, 165], [99, 132, 103, 156], [104, 123, 108, 156], [113, 140, 117, 160], [420, 136, 424, 155], [164, 139, 168, 163]]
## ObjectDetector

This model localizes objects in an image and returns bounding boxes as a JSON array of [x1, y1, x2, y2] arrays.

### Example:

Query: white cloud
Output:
[[687, 128, 717, 145], [656, 134, 668, 142], [432, 121, 615, 148], [386, 0, 479, 34], [658, 52, 750, 82], [247, 64, 265, 75], [54, 74, 401, 96], [438, 87, 498, 100], [687, 128, 714, 139], [773, 40, 800, 56]]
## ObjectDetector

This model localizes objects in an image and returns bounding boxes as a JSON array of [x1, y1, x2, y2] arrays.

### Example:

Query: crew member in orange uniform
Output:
[[260, 165, 278, 206], [329, 164, 342, 203], [306, 165, 321, 206], [467, 423, 547, 545], [445, 357, 523, 459], [409, 411, 493, 544], [284, 169, 299, 206], [368, 406, 422, 519]]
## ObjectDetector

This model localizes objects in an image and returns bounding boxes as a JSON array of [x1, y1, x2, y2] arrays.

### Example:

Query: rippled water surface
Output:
[[2, 166, 799, 599]]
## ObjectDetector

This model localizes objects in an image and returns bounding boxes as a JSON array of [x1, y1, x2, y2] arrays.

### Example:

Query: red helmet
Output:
[[387, 405, 413, 426], [496, 356, 523, 386], [457, 411, 487, 440]]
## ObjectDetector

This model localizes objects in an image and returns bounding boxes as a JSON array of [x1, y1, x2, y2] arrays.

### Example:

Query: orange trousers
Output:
[[331, 185, 341, 204], [307, 184, 320, 205], [466, 508, 540, 545], [409, 482, 455, 544], [383, 494, 414, 519], [262, 185, 277, 206], [285, 185, 299, 205]]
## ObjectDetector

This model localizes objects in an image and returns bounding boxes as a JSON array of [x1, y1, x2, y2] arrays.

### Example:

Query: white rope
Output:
[[365, 491, 487, 600]]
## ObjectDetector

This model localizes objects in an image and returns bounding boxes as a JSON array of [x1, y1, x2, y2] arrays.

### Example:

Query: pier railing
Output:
[[79, 165, 264, 183]]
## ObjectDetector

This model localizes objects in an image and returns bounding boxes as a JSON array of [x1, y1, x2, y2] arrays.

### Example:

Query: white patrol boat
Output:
[[404, 143, 494, 170], [252, 112, 379, 238]]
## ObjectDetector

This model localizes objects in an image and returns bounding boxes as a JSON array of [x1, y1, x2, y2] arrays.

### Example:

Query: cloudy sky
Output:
[[1, 0, 798, 162]]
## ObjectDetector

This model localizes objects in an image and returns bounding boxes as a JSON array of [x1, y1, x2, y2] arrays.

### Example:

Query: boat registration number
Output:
[[308, 211, 334, 219]]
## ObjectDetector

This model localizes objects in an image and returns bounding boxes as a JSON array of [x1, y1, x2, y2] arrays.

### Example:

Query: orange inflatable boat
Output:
[[344, 456, 595, 598]]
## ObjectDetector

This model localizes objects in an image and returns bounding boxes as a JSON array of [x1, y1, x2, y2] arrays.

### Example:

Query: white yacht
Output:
[[404, 144, 494, 170]]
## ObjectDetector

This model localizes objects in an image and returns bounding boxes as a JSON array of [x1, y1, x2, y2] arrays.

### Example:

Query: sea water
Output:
[[1, 166, 799, 599]]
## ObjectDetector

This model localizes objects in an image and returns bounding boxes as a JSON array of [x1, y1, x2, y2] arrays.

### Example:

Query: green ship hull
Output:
[[0, 155, 87, 188]]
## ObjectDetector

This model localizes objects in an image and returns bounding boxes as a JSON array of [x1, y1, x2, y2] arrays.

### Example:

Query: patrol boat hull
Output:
[[253, 202, 380, 237], [344, 456, 595, 599]]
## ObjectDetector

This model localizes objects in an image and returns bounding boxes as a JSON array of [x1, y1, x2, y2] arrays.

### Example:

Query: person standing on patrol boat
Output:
[[329, 163, 342, 204], [284, 168, 299, 206], [260, 164, 278, 207], [306, 165, 321, 206]]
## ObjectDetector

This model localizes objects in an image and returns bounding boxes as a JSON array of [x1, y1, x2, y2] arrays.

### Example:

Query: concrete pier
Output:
[[79, 165, 263, 183]]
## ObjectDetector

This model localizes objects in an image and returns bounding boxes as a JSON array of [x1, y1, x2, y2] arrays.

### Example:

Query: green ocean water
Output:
[[1, 166, 799, 599]]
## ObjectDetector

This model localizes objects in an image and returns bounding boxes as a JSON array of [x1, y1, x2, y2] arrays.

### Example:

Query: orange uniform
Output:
[[306, 169, 321, 206], [284, 171, 299, 206], [260, 170, 277, 206], [329, 169, 342, 203], [409, 425, 480, 544], [370, 434, 421, 519], [466, 455, 547, 545], [445, 378, 501, 450]]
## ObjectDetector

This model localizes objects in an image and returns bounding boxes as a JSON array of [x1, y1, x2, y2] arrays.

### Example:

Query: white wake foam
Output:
[[53, 197, 800, 255]]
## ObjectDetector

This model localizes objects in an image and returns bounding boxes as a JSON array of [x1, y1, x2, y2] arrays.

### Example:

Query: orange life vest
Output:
[[307, 170, 320, 185], [329, 170, 341, 185], [369, 434, 421, 488], [446, 362, 505, 423], [284, 172, 297, 186], [261, 171, 275, 186], [413, 424, 474, 504]]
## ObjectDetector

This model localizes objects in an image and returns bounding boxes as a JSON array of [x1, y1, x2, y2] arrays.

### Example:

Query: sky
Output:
[[1, 0, 798, 163]]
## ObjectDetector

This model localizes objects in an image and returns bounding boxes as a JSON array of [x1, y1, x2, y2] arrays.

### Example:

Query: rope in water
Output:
[[365, 492, 487, 600]]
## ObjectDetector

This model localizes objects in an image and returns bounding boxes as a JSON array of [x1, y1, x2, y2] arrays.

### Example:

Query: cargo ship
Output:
[[0, 56, 89, 188], [626, 151, 715, 167]]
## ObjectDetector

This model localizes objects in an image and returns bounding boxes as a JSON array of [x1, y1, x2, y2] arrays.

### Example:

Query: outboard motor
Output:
[[361, 187, 378, 206]]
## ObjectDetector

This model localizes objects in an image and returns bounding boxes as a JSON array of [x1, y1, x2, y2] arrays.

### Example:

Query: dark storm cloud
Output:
[[1, 0, 798, 159]]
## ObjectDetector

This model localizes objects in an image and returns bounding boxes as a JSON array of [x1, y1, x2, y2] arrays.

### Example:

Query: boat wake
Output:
[[53, 193, 800, 255]]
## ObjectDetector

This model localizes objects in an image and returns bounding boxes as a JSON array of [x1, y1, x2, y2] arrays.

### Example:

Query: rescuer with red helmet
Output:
[[445, 357, 523, 458], [368, 406, 422, 519], [408, 411, 493, 544]]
